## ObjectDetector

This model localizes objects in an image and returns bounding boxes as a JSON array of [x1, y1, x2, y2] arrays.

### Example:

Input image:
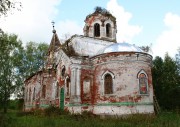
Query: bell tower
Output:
[[83, 7, 117, 42]]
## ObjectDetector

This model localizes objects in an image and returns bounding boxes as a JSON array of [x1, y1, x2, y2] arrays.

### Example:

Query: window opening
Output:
[[33, 87, 35, 100], [106, 23, 111, 37], [42, 85, 46, 98], [61, 66, 65, 77], [66, 78, 70, 96], [104, 74, 113, 94], [94, 23, 100, 37], [29, 88, 31, 101], [139, 73, 148, 95]]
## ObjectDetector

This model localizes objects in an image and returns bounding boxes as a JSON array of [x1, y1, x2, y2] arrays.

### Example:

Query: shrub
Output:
[[16, 111, 34, 117], [44, 106, 69, 116]]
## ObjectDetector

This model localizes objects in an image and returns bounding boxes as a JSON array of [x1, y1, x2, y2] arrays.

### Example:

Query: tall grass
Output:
[[0, 107, 180, 127]]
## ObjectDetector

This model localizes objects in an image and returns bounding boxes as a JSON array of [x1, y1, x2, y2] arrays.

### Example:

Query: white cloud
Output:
[[0, 0, 83, 45], [107, 0, 142, 42], [56, 20, 83, 39], [0, 0, 62, 44], [1, 0, 142, 45], [152, 12, 180, 58]]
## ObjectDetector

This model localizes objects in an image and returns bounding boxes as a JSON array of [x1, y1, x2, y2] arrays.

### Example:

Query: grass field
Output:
[[0, 109, 180, 127]]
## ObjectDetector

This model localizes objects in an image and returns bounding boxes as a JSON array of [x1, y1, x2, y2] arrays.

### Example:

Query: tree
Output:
[[0, 33, 49, 112], [152, 53, 180, 110], [152, 56, 164, 104], [15, 42, 49, 99], [0, 0, 21, 17], [19, 42, 49, 79], [176, 48, 180, 73], [0, 33, 23, 113]]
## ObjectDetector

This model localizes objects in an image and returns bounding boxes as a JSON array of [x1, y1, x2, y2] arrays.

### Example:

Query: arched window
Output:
[[42, 85, 46, 98], [138, 70, 148, 95], [65, 78, 70, 96], [61, 66, 65, 77], [106, 23, 111, 37], [94, 23, 100, 37], [104, 74, 113, 94], [33, 87, 35, 100]]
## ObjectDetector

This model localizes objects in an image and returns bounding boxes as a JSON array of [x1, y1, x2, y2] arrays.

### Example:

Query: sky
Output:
[[0, 0, 180, 58]]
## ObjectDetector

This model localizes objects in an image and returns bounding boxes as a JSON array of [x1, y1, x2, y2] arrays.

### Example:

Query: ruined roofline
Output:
[[24, 70, 43, 83], [85, 6, 116, 22], [64, 34, 116, 44]]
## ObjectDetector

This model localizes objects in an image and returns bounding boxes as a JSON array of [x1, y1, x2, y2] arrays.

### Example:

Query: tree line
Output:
[[0, 32, 48, 113], [153, 54, 180, 110]]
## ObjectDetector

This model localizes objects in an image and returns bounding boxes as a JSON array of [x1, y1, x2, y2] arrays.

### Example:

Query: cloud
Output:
[[152, 12, 180, 58], [106, 0, 142, 42], [0, 0, 62, 44], [0, 0, 81, 45], [1, 0, 141, 45]]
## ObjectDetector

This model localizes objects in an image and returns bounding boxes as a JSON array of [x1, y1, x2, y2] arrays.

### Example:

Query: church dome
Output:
[[97, 42, 143, 55]]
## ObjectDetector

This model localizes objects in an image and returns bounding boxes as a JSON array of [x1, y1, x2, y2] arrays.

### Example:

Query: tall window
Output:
[[94, 23, 100, 37], [104, 74, 113, 94], [26, 89, 28, 102], [61, 66, 65, 77], [29, 88, 31, 101], [42, 85, 46, 98], [66, 78, 70, 96], [106, 23, 111, 37], [138, 70, 148, 95], [33, 87, 35, 100]]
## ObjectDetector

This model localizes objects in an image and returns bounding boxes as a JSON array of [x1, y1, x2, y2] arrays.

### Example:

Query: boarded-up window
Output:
[[104, 74, 113, 94], [106, 23, 111, 37], [139, 73, 148, 94], [66, 78, 70, 96], [83, 78, 91, 97], [94, 23, 100, 37], [42, 85, 46, 98]]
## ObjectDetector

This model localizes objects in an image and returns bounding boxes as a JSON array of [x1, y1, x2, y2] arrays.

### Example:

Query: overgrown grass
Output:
[[0, 107, 180, 127]]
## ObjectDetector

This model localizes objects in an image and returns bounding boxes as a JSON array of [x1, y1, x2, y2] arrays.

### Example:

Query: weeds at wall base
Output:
[[0, 109, 180, 127]]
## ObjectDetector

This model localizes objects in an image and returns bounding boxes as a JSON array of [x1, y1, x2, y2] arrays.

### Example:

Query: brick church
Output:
[[24, 7, 154, 115]]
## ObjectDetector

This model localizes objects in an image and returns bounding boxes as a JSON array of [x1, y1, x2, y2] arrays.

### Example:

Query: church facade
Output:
[[24, 8, 154, 115]]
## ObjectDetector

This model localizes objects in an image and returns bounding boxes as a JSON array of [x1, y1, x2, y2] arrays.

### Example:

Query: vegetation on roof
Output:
[[61, 35, 79, 57], [85, 6, 116, 21]]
